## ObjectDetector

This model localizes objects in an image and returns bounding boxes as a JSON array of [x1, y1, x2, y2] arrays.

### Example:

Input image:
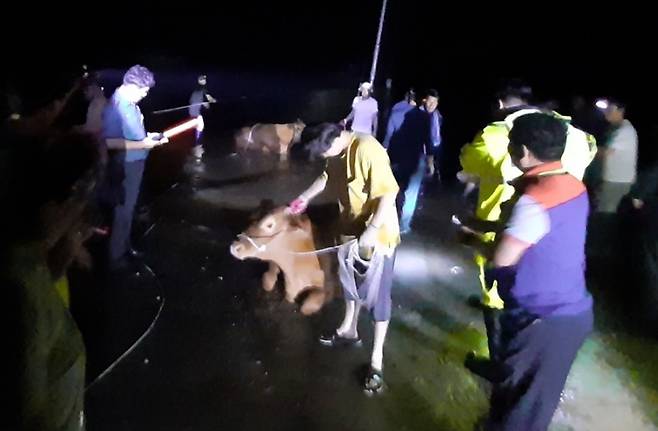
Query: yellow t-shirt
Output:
[[322, 134, 400, 249]]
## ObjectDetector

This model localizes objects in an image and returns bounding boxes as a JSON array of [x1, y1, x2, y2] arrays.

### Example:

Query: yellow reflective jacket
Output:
[[460, 108, 597, 223], [459, 108, 597, 309]]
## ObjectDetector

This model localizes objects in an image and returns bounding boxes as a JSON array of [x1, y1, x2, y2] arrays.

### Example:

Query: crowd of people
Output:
[[2, 63, 654, 431]]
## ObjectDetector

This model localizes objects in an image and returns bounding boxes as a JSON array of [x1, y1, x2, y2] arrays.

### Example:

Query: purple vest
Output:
[[493, 172, 593, 317]]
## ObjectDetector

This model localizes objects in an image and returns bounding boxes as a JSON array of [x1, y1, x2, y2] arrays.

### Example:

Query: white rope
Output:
[[287, 240, 356, 256], [85, 263, 164, 391], [237, 233, 267, 252]]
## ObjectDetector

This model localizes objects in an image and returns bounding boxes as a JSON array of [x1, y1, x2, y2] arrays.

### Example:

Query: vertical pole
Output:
[[369, 0, 388, 85]]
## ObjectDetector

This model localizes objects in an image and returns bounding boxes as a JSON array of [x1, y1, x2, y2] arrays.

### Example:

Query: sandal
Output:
[[318, 331, 362, 347], [363, 367, 385, 396]]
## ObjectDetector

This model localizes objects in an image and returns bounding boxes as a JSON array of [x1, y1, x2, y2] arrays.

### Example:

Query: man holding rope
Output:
[[188, 74, 217, 160], [289, 123, 399, 395]]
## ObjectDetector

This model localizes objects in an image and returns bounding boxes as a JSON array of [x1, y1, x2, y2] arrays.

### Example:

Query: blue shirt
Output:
[[383, 100, 415, 148], [102, 91, 148, 162], [386, 106, 433, 165]]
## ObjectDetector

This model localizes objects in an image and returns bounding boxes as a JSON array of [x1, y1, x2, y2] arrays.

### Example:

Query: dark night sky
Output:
[[4, 3, 657, 163], [5, 4, 655, 95]]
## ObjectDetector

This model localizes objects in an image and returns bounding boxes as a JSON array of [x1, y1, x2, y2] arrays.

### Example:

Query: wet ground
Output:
[[76, 139, 658, 431]]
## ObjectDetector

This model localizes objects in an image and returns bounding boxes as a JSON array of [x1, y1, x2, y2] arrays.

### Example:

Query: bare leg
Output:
[[336, 299, 361, 339], [371, 320, 389, 371]]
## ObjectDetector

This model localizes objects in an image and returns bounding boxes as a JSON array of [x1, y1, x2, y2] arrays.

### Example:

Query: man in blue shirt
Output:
[[382, 89, 416, 149], [103, 65, 167, 268], [385, 89, 438, 233]]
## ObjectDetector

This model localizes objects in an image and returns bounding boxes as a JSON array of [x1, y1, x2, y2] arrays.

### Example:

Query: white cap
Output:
[[359, 82, 373, 91]]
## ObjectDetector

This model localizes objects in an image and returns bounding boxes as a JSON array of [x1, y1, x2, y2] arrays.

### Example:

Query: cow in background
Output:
[[234, 120, 305, 160]]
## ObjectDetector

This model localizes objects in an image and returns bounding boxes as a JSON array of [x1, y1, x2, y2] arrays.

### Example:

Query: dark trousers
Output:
[[109, 159, 145, 262], [194, 129, 203, 147], [483, 307, 503, 362], [487, 308, 593, 431]]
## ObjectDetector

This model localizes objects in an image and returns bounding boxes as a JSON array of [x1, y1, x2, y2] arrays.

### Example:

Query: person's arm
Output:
[[288, 173, 328, 214], [493, 234, 531, 267], [492, 195, 549, 267], [358, 147, 399, 248], [205, 93, 217, 104], [299, 174, 328, 202], [372, 112, 379, 136], [108, 103, 167, 150], [343, 109, 355, 126], [106, 136, 164, 150], [604, 125, 636, 157], [423, 113, 435, 174], [382, 113, 396, 149], [359, 191, 397, 249]]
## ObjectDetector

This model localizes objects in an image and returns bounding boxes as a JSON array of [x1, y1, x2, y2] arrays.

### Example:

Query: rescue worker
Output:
[[458, 82, 597, 377]]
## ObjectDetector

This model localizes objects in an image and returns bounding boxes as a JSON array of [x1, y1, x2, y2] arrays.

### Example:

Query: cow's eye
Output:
[[266, 222, 274, 230]]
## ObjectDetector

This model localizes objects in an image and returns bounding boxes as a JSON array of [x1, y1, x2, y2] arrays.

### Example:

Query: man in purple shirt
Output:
[[484, 113, 593, 430]]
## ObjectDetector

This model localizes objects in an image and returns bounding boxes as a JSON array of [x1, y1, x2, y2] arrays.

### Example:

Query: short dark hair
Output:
[[497, 80, 532, 104], [607, 97, 627, 111], [305, 123, 342, 160], [509, 113, 567, 162], [404, 88, 416, 103], [426, 89, 439, 99], [123, 65, 155, 88]]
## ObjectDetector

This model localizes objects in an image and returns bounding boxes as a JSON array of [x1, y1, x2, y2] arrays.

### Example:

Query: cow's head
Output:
[[230, 206, 309, 260]]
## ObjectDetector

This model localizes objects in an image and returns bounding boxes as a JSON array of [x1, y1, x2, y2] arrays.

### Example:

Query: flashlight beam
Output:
[[162, 118, 200, 139]]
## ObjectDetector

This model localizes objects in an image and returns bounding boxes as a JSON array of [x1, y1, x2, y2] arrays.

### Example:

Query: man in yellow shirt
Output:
[[290, 123, 399, 395]]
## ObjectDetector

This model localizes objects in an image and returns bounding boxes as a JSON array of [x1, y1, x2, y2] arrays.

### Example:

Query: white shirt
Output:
[[350, 96, 378, 135], [602, 119, 638, 183]]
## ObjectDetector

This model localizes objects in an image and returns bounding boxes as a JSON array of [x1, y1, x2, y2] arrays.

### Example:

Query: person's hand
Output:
[[426, 156, 435, 176], [144, 134, 168, 148], [632, 198, 644, 210], [456, 170, 479, 184], [359, 224, 379, 249], [288, 196, 309, 215]]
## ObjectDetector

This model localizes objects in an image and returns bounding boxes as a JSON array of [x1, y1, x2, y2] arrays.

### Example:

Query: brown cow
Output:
[[234, 120, 305, 160], [230, 206, 335, 315]]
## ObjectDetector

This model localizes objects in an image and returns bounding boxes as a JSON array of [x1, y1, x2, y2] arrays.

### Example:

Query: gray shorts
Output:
[[597, 181, 632, 213], [343, 252, 396, 321]]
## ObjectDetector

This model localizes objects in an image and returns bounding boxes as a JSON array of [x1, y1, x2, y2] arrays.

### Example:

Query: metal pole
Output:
[[369, 0, 388, 85]]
